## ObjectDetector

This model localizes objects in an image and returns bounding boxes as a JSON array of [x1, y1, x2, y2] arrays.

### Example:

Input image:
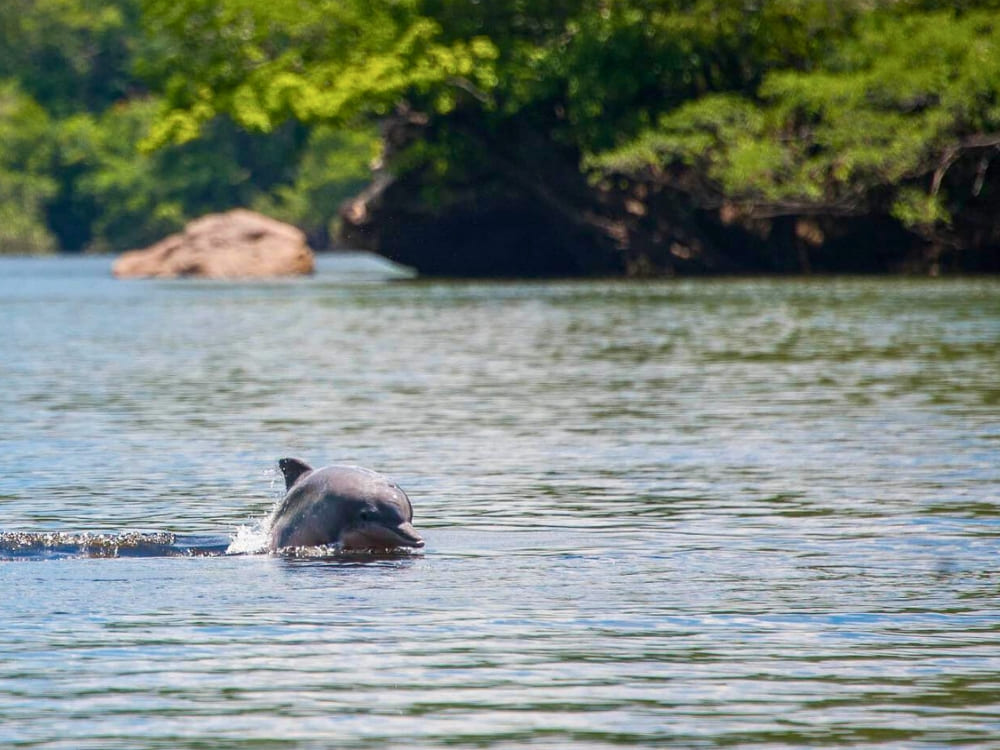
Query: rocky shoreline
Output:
[[338, 166, 1000, 279], [335, 114, 1000, 278]]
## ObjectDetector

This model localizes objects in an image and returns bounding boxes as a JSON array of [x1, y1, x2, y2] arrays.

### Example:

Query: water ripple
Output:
[[0, 258, 998, 747]]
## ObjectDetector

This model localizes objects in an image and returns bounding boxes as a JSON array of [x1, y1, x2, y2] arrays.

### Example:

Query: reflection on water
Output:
[[0, 256, 998, 747]]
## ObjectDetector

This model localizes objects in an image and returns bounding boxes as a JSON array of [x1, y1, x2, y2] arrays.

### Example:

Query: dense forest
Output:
[[3, 0, 1000, 275]]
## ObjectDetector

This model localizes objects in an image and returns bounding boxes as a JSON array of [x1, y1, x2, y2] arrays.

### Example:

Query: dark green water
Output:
[[1, 256, 998, 748]]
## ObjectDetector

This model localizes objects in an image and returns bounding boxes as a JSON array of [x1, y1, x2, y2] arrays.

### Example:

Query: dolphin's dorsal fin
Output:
[[278, 458, 313, 490]]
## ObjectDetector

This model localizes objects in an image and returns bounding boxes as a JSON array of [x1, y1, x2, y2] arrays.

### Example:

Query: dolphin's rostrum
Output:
[[268, 459, 424, 552]]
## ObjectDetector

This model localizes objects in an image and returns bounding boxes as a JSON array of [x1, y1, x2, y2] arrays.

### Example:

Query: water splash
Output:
[[225, 478, 281, 555], [225, 520, 271, 555]]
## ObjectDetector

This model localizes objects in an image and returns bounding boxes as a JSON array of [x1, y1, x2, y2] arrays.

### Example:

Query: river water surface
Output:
[[1, 256, 998, 748]]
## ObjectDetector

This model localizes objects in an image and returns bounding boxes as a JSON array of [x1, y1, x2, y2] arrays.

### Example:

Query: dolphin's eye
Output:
[[359, 509, 376, 522]]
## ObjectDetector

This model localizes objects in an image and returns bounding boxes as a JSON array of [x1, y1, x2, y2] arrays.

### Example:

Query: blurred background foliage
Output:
[[0, 0, 376, 253], [2, 0, 999, 266]]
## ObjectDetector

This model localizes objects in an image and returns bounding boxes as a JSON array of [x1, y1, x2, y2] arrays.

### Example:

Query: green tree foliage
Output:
[[141, 0, 878, 207], [140, 0, 499, 146], [479, 0, 863, 152], [0, 0, 142, 115], [592, 4, 1000, 232], [251, 125, 378, 247], [0, 84, 58, 254], [56, 100, 258, 252], [4, 0, 1000, 261], [0, 0, 378, 253]]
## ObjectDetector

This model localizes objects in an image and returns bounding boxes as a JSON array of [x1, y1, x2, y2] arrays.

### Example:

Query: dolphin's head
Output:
[[270, 459, 424, 551], [338, 493, 424, 550]]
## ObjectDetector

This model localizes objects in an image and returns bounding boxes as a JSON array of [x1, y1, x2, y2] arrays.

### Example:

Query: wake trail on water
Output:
[[0, 506, 277, 560], [0, 531, 233, 560]]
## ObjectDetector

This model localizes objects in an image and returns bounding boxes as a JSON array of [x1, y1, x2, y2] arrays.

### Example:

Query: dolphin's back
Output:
[[312, 465, 402, 499]]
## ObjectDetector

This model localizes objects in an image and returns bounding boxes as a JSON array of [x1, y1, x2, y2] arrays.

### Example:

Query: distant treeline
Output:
[[3, 1, 1000, 274]]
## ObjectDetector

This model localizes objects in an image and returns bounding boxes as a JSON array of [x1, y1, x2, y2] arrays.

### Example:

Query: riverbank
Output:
[[337, 120, 1000, 278]]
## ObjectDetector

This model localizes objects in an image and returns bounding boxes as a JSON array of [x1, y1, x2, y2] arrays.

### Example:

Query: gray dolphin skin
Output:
[[268, 458, 424, 552]]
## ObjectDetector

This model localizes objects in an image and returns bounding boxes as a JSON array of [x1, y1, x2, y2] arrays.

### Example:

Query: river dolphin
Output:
[[268, 458, 424, 552]]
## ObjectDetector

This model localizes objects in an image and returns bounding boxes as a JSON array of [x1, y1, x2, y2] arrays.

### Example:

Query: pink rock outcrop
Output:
[[112, 209, 315, 279]]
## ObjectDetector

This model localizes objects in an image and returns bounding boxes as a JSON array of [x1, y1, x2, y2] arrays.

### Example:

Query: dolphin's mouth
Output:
[[390, 522, 425, 548], [341, 522, 424, 551]]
